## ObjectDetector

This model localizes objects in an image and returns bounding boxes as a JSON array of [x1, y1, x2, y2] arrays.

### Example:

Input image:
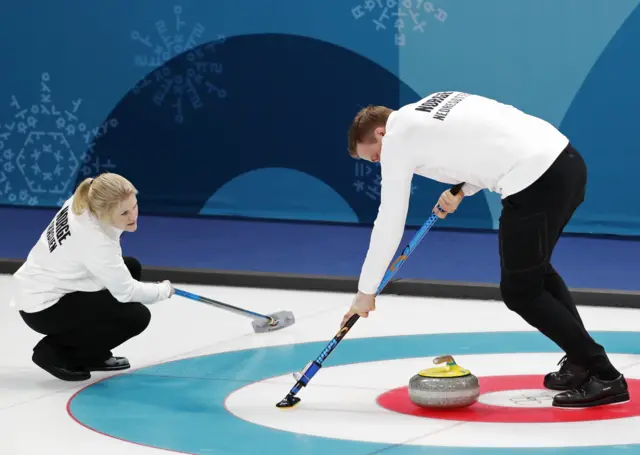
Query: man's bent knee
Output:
[[500, 270, 545, 312]]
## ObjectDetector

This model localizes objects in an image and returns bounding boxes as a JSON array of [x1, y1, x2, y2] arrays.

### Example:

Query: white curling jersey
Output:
[[357, 91, 569, 294], [10, 196, 172, 313]]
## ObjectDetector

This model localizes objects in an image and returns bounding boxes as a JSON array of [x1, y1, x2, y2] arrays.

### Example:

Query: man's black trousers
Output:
[[498, 143, 610, 372]]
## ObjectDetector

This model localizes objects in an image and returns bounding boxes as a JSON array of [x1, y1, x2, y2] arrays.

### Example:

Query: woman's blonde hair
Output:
[[71, 173, 138, 220]]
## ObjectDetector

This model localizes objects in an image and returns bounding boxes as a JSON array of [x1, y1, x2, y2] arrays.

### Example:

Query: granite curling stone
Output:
[[408, 355, 479, 409]]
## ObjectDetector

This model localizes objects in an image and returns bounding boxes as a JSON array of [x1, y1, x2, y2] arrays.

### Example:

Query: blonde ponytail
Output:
[[70, 173, 137, 221], [72, 178, 94, 215]]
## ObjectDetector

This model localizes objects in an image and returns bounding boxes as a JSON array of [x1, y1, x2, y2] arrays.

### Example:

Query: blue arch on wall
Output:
[[199, 167, 360, 222], [79, 33, 493, 227], [559, 4, 640, 235]]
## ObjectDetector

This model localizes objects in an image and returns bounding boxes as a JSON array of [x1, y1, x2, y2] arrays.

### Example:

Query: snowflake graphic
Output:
[[0, 72, 118, 207], [353, 161, 381, 200], [353, 161, 417, 201], [130, 5, 227, 124], [351, 0, 448, 46]]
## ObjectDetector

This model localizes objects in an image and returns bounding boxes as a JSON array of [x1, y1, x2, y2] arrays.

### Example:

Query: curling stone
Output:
[[408, 355, 479, 409]]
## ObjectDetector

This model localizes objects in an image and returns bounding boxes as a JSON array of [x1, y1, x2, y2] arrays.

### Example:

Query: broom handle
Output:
[[284, 182, 465, 394], [174, 288, 273, 322]]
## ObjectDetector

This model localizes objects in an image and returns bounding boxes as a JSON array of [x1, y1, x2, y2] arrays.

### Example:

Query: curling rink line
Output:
[[2, 275, 640, 454], [65, 329, 640, 454], [224, 353, 640, 448]]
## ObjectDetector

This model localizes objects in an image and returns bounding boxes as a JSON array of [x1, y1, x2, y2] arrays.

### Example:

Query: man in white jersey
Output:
[[341, 91, 627, 408]]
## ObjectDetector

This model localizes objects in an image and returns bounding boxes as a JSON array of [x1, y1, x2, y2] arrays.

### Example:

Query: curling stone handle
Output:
[[433, 355, 457, 366]]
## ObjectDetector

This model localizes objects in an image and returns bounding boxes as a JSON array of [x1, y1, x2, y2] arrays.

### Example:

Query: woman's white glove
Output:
[[159, 280, 175, 300]]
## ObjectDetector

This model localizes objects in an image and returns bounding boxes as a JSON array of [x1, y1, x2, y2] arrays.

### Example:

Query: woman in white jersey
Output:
[[11, 173, 174, 381], [341, 92, 627, 409]]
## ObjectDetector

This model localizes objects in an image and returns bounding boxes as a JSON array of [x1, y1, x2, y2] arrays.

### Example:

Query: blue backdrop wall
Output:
[[1, 0, 639, 235]]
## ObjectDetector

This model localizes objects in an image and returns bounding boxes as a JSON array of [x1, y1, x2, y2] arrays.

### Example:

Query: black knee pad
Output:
[[123, 257, 142, 281]]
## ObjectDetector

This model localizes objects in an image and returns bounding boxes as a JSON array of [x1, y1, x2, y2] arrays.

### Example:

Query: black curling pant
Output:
[[498, 144, 611, 372], [20, 257, 151, 367]]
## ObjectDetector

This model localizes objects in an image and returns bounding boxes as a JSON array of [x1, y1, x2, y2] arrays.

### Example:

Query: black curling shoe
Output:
[[552, 374, 629, 408], [32, 350, 91, 382], [544, 355, 589, 391], [84, 356, 131, 372]]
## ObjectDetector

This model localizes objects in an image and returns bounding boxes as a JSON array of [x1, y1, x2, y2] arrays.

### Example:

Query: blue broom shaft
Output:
[[288, 183, 464, 394], [174, 288, 272, 321], [288, 213, 439, 394]]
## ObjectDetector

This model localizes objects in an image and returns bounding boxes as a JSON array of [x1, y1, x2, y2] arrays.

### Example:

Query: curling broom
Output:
[[175, 289, 295, 333], [275, 182, 465, 408]]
